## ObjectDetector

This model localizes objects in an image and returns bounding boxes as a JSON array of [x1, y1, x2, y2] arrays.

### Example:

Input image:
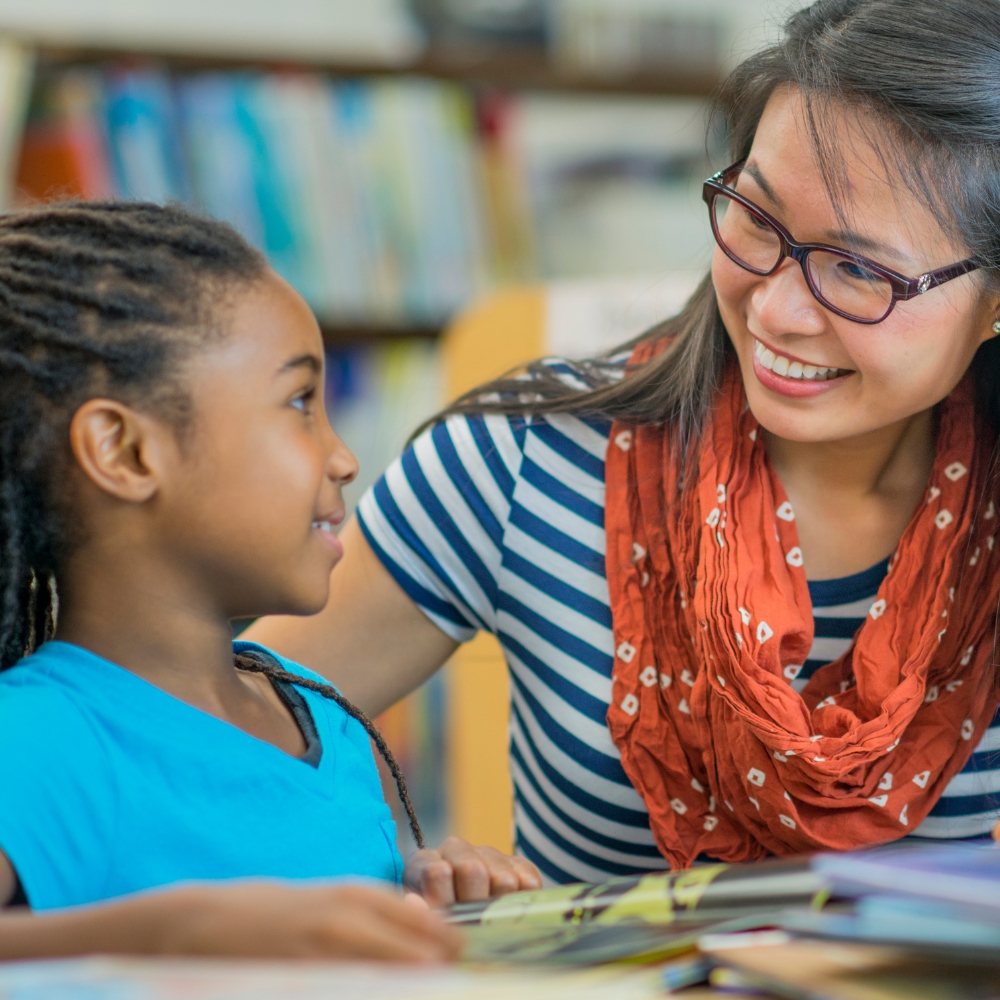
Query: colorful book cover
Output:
[[175, 72, 265, 251], [103, 67, 190, 203], [15, 67, 114, 204], [275, 75, 367, 321], [328, 80, 396, 321], [228, 74, 308, 299], [448, 857, 826, 965]]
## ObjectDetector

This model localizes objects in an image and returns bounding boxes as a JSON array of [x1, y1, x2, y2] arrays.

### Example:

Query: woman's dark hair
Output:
[[0, 200, 424, 848], [429, 0, 1000, 451]]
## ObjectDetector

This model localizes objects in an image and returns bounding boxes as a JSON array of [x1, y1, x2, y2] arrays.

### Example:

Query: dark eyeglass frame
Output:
[[702, 160, 979, 325]]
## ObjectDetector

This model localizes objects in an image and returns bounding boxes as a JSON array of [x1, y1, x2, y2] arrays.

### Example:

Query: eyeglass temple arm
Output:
[[899, 259, 979, 300]]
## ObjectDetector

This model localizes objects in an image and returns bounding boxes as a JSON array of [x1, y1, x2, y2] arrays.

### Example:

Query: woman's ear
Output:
[[69, 399, 172, 503]]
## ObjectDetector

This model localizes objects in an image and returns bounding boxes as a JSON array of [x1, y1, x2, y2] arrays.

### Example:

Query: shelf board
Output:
[[33, 43, 721, 98], [319, 321, 442, 346]]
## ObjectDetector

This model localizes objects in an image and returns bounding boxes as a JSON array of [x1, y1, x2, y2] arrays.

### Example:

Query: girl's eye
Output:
[[291, 388, 316, 414]]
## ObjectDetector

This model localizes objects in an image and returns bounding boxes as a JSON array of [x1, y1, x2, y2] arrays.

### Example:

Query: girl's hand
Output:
[[403, 836, 543, 907], [1, 881, 463, 963], [156, 882, 463, 961]]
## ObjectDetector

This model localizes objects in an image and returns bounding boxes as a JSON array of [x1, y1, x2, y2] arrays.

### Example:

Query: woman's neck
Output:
[[764, 408, 936, 580]]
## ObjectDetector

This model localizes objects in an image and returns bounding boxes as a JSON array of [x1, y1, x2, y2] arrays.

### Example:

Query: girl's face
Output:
[[713, 86, 999, 444], [160, 271, 357, 619]]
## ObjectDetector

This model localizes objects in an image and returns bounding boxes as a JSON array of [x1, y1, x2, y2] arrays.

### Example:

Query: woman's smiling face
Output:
[[713, 85, 1000, 444]]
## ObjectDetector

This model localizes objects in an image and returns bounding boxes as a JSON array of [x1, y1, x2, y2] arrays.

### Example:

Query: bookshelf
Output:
[[318, 320, 439, 347], [34, 44, 721, 99]]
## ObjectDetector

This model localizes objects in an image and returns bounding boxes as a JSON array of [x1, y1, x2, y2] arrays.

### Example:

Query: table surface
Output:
[[0, 956, 680, 1000]]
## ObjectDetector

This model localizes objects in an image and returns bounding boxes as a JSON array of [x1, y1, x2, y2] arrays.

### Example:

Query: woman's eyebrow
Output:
[[743, 161, 784, 210], [746, 160, 916, 266], [822, 228, 916, 266], [275, 353, 322, 378]]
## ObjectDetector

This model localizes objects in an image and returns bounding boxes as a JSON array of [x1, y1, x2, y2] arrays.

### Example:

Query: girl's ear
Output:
[[69, 399, 173, 503]]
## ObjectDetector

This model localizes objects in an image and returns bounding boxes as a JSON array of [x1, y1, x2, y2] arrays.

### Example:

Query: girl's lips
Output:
[[312, 520, 344, 560], [751, 349, 852, 398]]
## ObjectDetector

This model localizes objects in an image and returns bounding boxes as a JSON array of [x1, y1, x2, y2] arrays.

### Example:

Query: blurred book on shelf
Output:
[[548, 0, 720, 78], [375, 669, 450, 854], [325, 338, 443, 515], [15, 65, 494, 328], [10, 59, 717, 323]]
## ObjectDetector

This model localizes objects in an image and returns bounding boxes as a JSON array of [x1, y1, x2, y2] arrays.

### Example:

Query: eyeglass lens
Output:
[[711, 192, 894, 322]]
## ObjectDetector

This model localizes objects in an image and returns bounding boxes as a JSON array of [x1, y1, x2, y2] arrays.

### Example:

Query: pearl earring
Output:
[[993, 320, 1000, 335]]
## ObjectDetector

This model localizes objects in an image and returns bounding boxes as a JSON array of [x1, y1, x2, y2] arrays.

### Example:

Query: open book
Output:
[[446, 855, 826, 965]]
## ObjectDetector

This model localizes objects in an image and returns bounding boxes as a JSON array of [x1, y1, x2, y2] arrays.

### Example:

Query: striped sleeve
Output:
[[356, 413, 526, 642]]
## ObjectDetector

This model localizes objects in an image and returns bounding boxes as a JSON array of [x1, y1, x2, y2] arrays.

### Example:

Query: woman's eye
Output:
[[838, 260, 878, 282]]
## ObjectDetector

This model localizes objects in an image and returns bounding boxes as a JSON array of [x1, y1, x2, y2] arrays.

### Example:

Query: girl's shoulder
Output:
[[233, 640, 325, 683], [0, 643, 104, 723], [0, 646, 113, 786]]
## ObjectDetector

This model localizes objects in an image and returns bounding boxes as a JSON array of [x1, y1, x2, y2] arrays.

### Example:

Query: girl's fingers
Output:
[[472, 846, 520, 895], [404, 837, 544, 905], [317, 886, 462, 961], [510, 855, 543, 891], [322, 912, 450, 962], [436, 838, 491, 902], [403, 848, 459, 907]]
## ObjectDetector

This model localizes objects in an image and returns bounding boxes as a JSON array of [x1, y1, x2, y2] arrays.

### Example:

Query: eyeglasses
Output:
[[702, 160, 979, 324]]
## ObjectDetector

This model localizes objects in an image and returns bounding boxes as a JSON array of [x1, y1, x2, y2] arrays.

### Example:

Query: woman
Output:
[[249, 0, 1000, 883]]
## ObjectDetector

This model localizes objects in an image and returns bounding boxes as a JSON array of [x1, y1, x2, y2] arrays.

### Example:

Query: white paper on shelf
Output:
[[0, 1, 424, 64]]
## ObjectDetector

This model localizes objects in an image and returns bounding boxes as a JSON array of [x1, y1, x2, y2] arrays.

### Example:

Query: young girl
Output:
[[0, 201, 538, 956], [251, 0, 1000, 880]]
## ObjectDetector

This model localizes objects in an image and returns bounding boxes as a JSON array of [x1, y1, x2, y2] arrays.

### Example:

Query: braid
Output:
[[235, 655, 426, 850], [0, 200, 265, 671]]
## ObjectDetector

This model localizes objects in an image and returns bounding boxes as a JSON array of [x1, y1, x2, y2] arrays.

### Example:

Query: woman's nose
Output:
[[751, 257, 828, 337]]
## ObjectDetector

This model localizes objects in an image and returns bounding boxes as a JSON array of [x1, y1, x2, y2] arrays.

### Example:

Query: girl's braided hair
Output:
[[0, 199, 423, 848], [236, 653, 424, 848]]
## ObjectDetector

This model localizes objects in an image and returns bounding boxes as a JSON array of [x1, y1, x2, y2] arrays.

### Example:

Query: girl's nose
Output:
[[328, 431, 359, 486]]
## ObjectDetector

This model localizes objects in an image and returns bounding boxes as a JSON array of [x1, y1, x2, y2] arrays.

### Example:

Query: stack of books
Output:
[[447, 840, 1000, 998]]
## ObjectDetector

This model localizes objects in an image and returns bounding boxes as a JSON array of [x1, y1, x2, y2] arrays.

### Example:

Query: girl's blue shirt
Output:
[[0, 639, 403, 911]]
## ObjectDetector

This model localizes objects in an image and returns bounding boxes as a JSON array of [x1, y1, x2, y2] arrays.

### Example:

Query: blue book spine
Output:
[[104, 68, 190, 203], [175, 73, 265, 251]]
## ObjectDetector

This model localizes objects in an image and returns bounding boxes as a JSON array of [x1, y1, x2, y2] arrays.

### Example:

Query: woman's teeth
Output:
[[312, 520, 333, 533], [753, 340, 849, 381]]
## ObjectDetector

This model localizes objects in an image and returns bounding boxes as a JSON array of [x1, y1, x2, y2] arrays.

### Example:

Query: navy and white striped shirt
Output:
[[358, 377, 1000, 883]]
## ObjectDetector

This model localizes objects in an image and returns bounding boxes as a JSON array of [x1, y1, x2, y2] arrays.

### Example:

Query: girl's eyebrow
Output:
[[275, 353, 322, 378]]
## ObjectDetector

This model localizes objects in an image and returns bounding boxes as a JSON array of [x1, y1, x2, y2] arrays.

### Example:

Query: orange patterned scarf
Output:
[[605, 356, 1000, 869]]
